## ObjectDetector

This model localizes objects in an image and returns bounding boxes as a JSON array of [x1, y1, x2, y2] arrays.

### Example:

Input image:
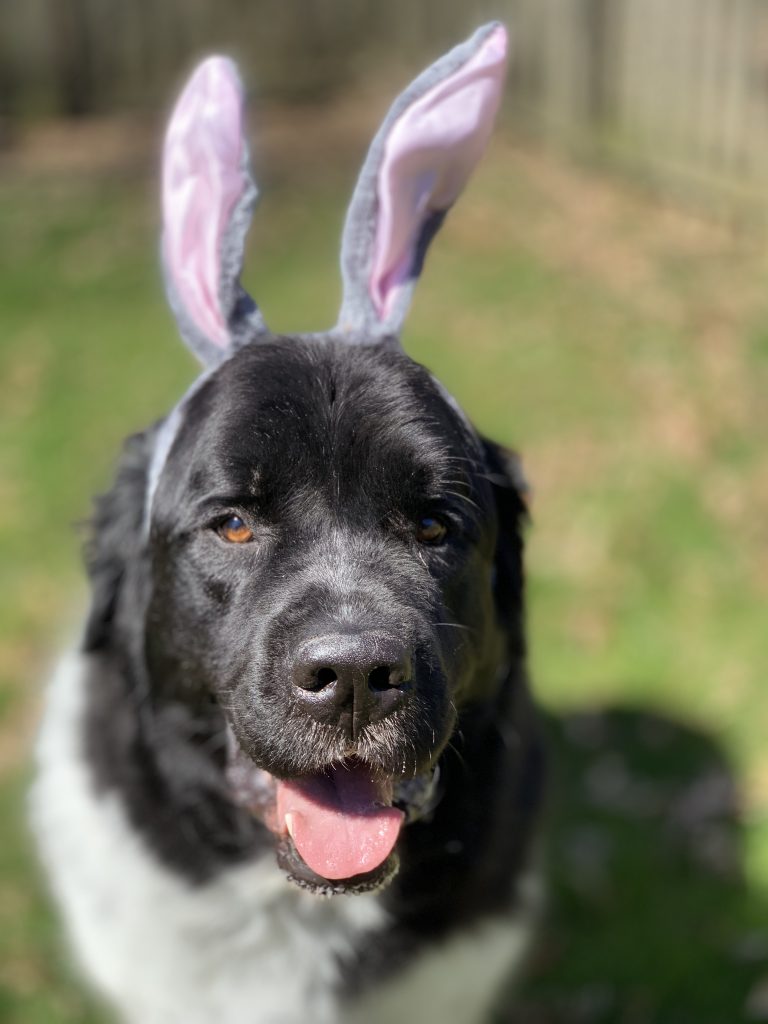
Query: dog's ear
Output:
[[480, 437, 529, 650], [83, 429, 156, 651], [336, 23, 508, 341], [162, 57, 267, 368]]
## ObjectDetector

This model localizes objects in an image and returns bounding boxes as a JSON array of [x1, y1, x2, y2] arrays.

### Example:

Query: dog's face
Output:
[[142, 338, 513, 891], [90, 26, 516, 894]]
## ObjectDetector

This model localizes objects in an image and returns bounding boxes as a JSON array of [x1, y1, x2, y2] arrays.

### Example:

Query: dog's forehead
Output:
[[185, 340, 475, 461], [145, 338, 484, 529]]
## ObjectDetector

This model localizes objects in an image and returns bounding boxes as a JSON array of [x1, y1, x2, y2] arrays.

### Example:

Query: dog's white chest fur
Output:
[[31, 654, 533, 1024]]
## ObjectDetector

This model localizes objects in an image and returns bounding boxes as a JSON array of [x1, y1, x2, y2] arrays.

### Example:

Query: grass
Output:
[[1, 116, 767, 1022]]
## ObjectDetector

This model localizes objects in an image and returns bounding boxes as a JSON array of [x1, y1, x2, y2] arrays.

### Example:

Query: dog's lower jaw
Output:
[[282, 846, 401, 897]]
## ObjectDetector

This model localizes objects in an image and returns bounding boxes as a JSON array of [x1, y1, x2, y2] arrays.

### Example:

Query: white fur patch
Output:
[[346, 913, 537, 1024], [30, 652, 537, 1023]]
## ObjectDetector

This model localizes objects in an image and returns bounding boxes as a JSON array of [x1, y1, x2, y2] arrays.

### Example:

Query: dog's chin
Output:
[[276, 836, 400, 896], [225, 731, 440, 895]]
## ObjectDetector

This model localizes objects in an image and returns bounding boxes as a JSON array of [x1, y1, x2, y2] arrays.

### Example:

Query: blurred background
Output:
[[1, 1, 767, 1021]]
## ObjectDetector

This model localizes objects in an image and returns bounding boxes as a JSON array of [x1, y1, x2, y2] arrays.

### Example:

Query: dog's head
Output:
[[86, 25, 526, 895]]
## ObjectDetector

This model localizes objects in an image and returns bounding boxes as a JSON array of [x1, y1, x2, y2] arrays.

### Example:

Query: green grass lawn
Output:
[[1, 121, 767, 1022]]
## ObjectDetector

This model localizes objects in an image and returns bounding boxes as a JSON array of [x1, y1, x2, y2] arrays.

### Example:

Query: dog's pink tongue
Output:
[[276, 764, 404, 880]]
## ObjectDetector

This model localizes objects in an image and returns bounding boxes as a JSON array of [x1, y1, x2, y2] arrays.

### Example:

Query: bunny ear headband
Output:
[[146, 23, 508, 527], [162, 21, 508, 363]]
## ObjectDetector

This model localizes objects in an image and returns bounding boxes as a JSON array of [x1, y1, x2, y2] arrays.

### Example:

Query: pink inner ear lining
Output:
[[162, 57, 246, 349], [370, 26, 508, 321]]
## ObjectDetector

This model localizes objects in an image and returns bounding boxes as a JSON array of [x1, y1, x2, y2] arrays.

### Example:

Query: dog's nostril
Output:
[[368, 664, 398, 691], [315, 667, 338, 688], [295, 665, 339, 692]]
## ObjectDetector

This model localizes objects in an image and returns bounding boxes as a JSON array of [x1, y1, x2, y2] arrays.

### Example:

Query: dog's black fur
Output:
[[80, 336, 543, 982]]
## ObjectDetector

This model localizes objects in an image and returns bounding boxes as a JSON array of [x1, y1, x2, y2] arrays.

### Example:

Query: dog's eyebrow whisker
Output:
[[444, 454, 481, 469], [442, 489, 483, 516], [441, 476, 474, 488], [440, 478, 476, 494]]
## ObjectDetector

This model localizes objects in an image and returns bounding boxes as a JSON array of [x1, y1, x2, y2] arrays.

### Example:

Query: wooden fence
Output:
[[5, 0, 768, 218], [504, 0, 768, 218]]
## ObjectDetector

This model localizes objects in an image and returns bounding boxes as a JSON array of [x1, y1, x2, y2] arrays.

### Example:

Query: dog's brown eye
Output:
[[218, 516, 254, 544], [416, 516, 447, 545]]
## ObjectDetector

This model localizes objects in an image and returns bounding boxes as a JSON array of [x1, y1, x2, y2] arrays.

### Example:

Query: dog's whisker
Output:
[[415, 547, 430, 571], [445, 740, 468, 774], [442, 489, 483, 516], [434, 622, 476, 634]]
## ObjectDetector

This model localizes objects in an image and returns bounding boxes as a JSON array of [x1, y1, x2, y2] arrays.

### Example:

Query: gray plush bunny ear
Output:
[[162, 57, 267, 368], [336, 23, 508, 341]]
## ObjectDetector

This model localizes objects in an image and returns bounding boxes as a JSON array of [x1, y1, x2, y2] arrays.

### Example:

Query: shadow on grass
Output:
[[1, 706, 765, 1023], [510, 707, 767, 1024]]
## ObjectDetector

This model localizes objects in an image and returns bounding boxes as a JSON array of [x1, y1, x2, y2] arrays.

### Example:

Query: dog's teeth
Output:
[[284, 813, 295, 839]]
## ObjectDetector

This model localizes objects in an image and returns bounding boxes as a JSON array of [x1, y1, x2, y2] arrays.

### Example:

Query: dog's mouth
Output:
[[275, 764, 404, 882], [225, 734, 440, 894]]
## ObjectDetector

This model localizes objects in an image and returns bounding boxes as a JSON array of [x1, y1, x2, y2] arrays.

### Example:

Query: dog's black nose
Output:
[[291, 632, 412, 737]]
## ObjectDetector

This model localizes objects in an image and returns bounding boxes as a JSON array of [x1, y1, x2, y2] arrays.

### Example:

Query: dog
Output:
[[31, 22, 544, 1024]]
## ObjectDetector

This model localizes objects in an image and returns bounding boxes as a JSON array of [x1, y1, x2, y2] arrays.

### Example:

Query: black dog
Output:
[[32, 23, 544, 1024]]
